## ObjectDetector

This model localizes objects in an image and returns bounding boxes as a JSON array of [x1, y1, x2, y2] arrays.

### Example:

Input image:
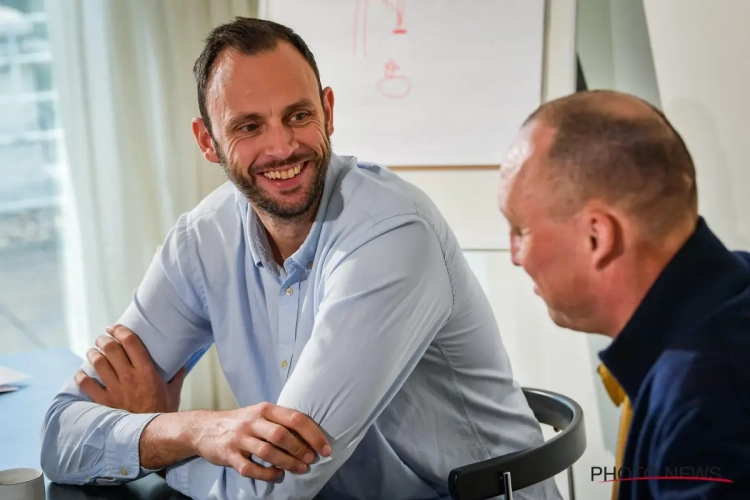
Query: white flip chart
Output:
[[261, 0, 546, 166]]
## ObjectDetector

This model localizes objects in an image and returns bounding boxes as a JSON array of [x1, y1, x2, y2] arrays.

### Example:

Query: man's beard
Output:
[[217, 136, 331, 222]]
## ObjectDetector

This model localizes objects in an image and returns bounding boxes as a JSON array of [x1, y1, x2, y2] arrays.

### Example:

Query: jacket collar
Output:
[[599, 216, 746, 400]]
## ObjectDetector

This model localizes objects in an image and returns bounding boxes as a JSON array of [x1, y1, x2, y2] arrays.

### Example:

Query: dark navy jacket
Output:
[[599, 217, 750, 500]]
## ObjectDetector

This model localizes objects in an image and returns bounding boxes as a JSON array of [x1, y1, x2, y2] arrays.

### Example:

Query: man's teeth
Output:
[[262, 163, 303, 180]]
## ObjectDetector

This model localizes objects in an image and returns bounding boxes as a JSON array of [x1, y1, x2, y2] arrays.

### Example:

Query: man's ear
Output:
[[585, 205, 623, 269], [192, 117, 220, 163], [321, 87, 335, 136]]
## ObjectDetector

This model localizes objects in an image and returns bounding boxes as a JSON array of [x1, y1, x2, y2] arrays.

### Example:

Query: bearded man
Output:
[[41, 17, 561, 500]]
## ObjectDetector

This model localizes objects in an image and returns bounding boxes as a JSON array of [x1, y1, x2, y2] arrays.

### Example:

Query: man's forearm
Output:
[[139, 411, 208, 469], [41, 393, 161, 484]]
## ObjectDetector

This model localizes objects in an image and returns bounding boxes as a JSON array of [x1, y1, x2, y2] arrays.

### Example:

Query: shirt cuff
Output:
[[103, 412, 161, 480]]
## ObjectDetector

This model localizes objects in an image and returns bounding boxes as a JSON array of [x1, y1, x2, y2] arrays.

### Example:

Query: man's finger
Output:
[[74, 370, 109, 405], [263, 405, 331, 458], [239, 435, 308, 473], [251, 418, 314, 464], [110, 326, 152, 370], [95, 335, 132, 373], [230, 453, 283, 481], [86, 348, 118, 387]]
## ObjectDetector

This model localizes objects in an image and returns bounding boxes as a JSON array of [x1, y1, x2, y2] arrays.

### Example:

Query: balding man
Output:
[[498, 89, 750, 500]]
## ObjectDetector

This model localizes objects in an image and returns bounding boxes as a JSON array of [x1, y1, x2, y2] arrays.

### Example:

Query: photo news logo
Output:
[[591, 466, 733, 484]]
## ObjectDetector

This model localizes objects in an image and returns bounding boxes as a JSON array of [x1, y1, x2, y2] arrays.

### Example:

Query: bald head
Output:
[[518, 90, 698, 238]]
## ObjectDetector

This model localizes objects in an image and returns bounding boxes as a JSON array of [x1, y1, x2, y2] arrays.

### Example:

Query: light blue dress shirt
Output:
[[41, 154, 562, 500]]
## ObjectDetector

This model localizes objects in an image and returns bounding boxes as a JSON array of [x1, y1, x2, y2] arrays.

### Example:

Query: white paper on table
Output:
[[0, 366, 30, 388]]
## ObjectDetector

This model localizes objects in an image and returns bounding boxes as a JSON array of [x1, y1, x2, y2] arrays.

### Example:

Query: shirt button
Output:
[[281, 360, 288, 369], [285, 287, 293, 295], [307, 261, 313, 269], [120, 467, 128, 476]]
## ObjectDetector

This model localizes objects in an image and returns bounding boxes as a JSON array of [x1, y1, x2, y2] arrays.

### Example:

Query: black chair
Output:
[[448, 388, 586, 500]]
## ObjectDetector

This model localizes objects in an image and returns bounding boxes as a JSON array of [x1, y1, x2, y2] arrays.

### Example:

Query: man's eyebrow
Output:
[[225, 99, 317, 131], [226, 112, 264, 131], [283, 98, 316, 115]]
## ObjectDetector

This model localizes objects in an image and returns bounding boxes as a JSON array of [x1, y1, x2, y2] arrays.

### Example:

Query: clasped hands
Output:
[[75, 325, 330, 481]]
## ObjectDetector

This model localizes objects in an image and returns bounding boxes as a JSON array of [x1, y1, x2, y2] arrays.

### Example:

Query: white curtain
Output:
[[46, 0, 258, 411]]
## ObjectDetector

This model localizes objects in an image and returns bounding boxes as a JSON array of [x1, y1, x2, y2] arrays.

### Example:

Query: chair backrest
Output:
[[448, 388, 587, 500]]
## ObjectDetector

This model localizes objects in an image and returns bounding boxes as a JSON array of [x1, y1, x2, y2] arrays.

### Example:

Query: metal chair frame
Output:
[[448, 388, 587, 500]]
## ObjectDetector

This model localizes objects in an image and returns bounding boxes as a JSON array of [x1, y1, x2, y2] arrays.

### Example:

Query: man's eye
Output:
[[291, 112, 309, 122], [241, 124, 259, 133]]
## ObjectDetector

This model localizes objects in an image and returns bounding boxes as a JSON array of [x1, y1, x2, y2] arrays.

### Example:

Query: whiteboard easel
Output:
[[258, 0, 578, 250]]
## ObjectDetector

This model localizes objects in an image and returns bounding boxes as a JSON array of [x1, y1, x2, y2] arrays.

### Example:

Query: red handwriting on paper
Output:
[[353, 0, 369, 57], [353, 0, 407, 58], [381, 0, 407, 34], [376, 59, 411, 98], [353, 0, 412, 97]]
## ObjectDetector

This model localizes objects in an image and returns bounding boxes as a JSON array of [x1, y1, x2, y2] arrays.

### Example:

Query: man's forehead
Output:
[[498, 124, 534, 203], [500, 126, 533, 181], [497, 120, 554, 213]]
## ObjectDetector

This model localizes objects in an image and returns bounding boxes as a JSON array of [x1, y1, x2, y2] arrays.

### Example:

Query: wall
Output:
[[576, 0, 661, 106], [643, 0, 750, 251]]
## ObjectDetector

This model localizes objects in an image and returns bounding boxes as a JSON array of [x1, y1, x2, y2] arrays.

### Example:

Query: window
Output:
[[0, 0, 68, 355]]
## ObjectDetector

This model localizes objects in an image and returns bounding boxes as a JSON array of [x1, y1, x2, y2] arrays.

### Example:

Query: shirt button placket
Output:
[[280, 283, 296, 376]]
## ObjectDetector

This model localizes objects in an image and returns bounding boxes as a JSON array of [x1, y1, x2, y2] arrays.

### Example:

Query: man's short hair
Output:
[[193, 17, 322, 136], [527, 91, 698, 238]]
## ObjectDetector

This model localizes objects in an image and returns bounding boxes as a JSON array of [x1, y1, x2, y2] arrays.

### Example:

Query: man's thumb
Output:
[[169, 366, 188, 389]]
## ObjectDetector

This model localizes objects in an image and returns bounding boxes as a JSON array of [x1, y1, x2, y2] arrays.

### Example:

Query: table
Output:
[[0, 348, 187, 499]]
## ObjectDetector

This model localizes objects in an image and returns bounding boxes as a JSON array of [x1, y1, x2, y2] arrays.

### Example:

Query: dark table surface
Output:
[[0, 347, 187, 499]]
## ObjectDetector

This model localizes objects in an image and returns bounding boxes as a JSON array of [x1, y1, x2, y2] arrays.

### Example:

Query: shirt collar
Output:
[[238, 153, 350, 272], [598, 216, 743, 401], [246, 209, 277, 270]]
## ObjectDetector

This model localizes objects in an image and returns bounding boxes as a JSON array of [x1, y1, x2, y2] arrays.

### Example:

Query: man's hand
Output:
[[191, 403, 332, 480], [75, 325, 186, 414], [138, 403, 332, 481], [75, 325, 332, 481]]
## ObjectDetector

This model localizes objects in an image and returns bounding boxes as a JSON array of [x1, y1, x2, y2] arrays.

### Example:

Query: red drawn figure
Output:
[[376, 59, 411, 98], [381, 0, 407, 34], [353, 0, 369, 57]]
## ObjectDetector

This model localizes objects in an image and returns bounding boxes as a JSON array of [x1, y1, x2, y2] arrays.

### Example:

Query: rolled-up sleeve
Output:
[[165, 216, 454, 499], [41, 214, 214, 485]]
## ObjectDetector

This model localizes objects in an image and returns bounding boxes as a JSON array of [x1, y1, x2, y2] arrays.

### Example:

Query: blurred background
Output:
[[0, 0, 65, 353], [0, 1, 748, 498]]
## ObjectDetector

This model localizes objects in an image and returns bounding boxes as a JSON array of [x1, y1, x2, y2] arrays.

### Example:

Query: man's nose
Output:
[[510, 252, 521, 267], [263, 123, 299, 160]]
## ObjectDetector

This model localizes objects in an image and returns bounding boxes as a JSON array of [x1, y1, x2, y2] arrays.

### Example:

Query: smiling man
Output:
[[40, 17, 561, 500], [498, 89, 750, 500]]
